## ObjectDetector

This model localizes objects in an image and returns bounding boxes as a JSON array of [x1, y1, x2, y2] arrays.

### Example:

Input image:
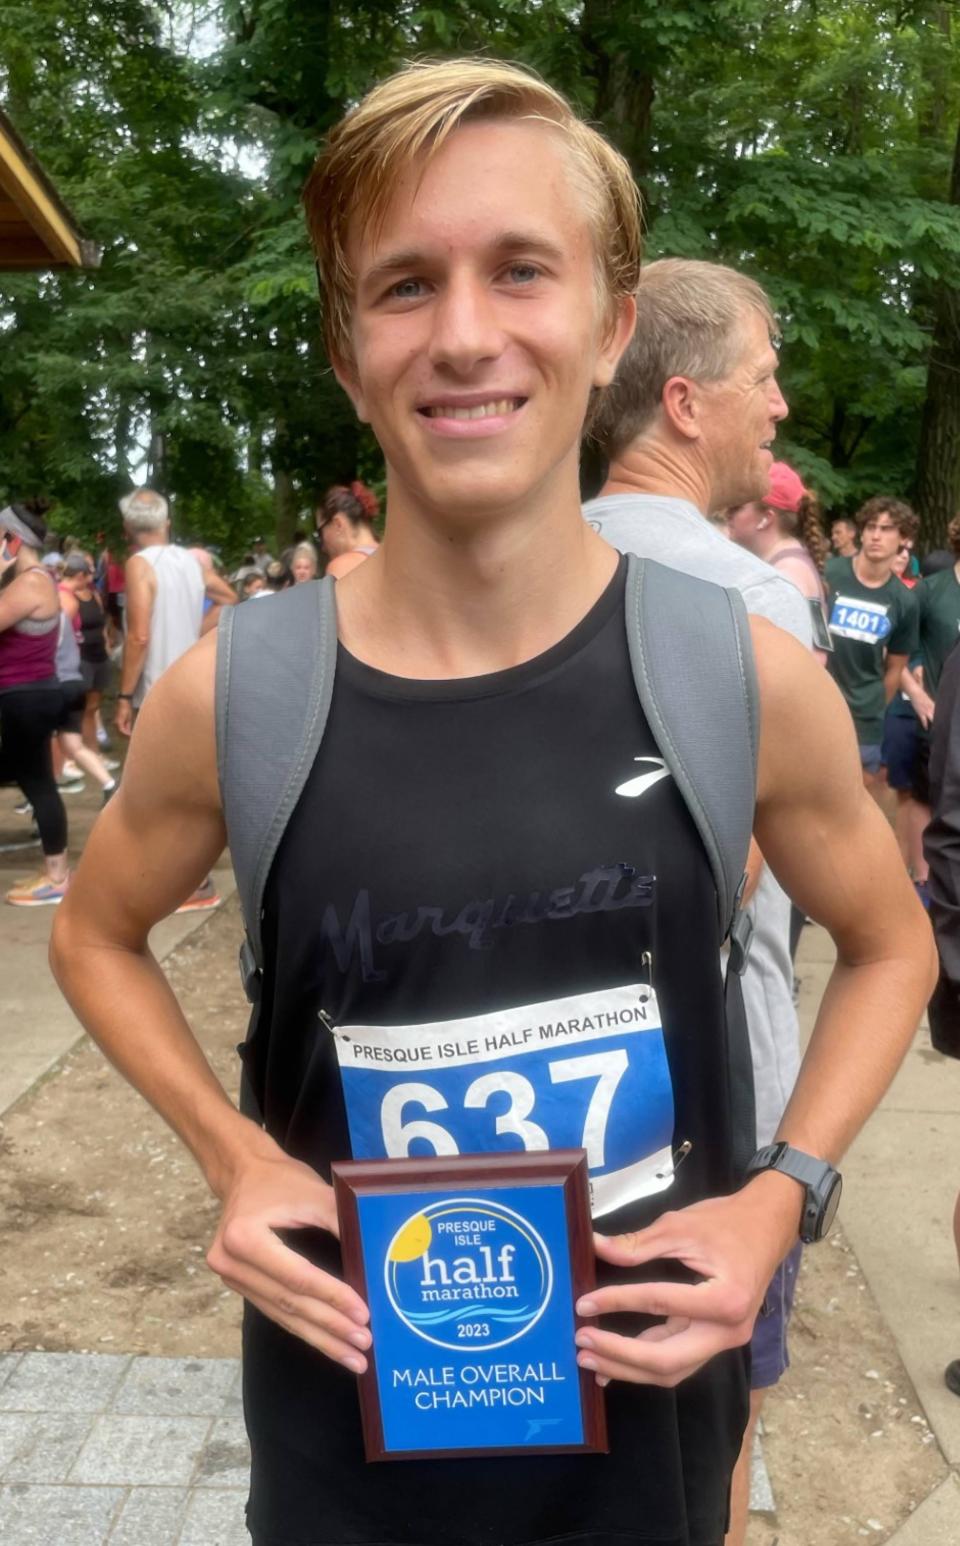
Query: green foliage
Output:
[[1, 0, 959, 542]]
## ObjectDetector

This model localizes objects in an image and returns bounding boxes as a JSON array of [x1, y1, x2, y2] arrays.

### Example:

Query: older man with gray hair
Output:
[[584, 258, 813, 1546], [115, 487, 217, 911]]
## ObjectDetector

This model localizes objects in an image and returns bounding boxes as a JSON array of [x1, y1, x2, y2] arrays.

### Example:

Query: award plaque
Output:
[[332, 1149, 607, 1462]]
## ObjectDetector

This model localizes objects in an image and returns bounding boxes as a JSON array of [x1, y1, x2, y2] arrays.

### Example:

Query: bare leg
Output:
[[57, 731, 115, 792], [82, 690, 102, 752], [864, 767, 897, 826], [724, 1387, 766, 1546]]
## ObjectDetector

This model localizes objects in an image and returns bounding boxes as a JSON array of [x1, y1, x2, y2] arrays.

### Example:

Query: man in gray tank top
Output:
[[583, 258, 810, 1546]]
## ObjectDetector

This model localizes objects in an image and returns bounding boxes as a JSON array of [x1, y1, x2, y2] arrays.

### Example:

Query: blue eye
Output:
[[389, 278, 425, 300], [506, 263, 540, 284]]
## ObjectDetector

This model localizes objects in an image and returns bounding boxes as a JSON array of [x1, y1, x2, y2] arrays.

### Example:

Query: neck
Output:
[[135, 532, 167, 549], [853, 551, 892, 586], [17, 551, 41, 574], [334, 462, 617, 678], [601, 437, 710, 516]]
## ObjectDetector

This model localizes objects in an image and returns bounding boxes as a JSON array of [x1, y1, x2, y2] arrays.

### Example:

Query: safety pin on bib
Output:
[[638, 951, 654, 1003], [318, 1008, 349, 1043], [655, 1139, 692, 1181]]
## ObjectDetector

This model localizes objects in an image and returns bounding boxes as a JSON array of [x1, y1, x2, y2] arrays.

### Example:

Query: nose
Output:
[[428, 269, 504, 376], [770, 379, 788, 423]]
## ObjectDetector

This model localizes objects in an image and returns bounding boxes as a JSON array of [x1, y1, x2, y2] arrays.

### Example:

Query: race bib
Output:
[[829, 594, 891, 645], [329, 983, 676, 1220]]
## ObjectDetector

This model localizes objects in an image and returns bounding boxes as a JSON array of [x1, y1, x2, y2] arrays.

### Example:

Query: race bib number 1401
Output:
[[330, 983, 676, 1219]]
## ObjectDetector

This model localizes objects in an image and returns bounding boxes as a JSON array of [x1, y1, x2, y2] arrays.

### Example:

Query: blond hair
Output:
[[303, 58, 641, 364], [589, 259, 778, 459]]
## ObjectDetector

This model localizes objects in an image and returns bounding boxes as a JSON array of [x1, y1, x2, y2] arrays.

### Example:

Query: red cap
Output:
[[765, 461, 808, 515]]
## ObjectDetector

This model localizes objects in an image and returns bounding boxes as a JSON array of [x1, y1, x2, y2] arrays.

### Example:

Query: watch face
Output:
[[821, 1173, 842, 1239]]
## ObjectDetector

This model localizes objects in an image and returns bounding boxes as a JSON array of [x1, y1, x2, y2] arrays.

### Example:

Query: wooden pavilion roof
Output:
[[0, 106, 99, 270]]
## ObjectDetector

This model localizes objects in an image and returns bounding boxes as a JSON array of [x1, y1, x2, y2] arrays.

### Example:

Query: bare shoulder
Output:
[[326, 551, 367, 580]]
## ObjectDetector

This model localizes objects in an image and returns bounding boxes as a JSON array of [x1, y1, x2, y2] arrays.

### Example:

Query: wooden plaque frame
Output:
[[332, 1149, 607, 1463]]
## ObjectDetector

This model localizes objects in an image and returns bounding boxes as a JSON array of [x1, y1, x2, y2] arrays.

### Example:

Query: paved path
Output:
[[0, 1352, 248, 1544]]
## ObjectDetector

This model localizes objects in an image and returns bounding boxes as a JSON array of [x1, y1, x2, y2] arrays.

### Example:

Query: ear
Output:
[[592, 295, 636, 389], [332, 350, 370, 424], [660, 375, 701, 442]]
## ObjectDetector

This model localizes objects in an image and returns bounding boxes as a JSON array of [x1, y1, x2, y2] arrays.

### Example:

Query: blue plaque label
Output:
[[356, 1184, 584, 1453]]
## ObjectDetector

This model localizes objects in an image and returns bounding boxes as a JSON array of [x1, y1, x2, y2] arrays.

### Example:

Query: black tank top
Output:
[[243, 558, 747, 1546], [77, 592, 107, 663]]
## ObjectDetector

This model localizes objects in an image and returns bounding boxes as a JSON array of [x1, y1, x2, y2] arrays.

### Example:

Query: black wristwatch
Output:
[[743, 1143, 842, 1244]]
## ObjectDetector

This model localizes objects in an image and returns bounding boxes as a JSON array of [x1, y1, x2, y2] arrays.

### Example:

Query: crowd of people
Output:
[[0, 480, 381, 905], [1, 51, 955, 1546]]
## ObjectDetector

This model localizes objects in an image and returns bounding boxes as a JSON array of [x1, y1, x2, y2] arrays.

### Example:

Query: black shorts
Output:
[[80, 657, 111, 694], [57, 680, 87, 736], [913, 733, 931, 806], [881, 711, 918, 790]]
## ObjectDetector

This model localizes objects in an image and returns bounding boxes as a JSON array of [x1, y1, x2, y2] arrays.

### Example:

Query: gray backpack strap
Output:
[[624, 554, 760, 1180], [623, 553, 759, 941], [215, 578, 339, 1002]]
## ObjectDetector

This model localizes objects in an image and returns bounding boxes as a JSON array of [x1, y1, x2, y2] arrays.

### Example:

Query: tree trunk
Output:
[[915, 112, 960, 549], [580, 0, 656, 217]]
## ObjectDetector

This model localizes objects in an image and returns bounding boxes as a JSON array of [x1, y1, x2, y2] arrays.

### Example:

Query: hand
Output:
[[114, 698, 133, 737], [574, 1183, 800, 1389], [206, 1148, 371, 1372], [915, 692, 935, 731]]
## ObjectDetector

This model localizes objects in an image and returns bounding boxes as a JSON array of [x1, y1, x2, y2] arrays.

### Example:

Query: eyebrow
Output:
[[359, 230, 568, 293]]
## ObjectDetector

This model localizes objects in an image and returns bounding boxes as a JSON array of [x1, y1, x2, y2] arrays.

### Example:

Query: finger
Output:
[[212, 1249, 372, 1352], [637, 1316, 691, 1344], [592, 1224, 682, 1268], [241, 1285, 369, 1372], [213, 1220, 369, 1323], [577, 1319, 745, 1383], [577, 1279, 725, 1322]]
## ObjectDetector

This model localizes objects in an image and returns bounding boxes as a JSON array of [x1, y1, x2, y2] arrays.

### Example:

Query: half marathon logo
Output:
[[383, 1197, 553, 1352]]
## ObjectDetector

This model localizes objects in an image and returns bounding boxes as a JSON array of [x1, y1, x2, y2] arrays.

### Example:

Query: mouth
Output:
[[417, 395, 528, 439], [420, 396, 526, 421]]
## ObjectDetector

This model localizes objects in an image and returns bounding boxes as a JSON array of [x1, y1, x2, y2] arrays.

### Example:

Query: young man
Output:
[[51, 61, 934, 1546], [582, 258, 815, 1546], [825, 497, 919, 799]]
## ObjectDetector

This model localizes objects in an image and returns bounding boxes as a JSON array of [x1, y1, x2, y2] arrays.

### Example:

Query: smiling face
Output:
[[335, 119, 633, 529], [694, 310, 788, 509]]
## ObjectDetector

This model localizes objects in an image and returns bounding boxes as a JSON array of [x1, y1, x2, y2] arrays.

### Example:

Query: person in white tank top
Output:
[[114, 488, 218, 913]]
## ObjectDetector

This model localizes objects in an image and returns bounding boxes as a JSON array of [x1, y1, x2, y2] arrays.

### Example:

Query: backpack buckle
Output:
[[728, 908, 754, 975], [239, 936, 262, 1004]]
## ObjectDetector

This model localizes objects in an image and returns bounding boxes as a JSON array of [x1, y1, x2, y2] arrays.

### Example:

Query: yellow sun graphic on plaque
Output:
[[388, 1213, 432, 1263]]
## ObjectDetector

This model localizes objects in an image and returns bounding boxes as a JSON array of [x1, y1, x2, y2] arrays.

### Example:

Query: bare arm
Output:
[[900, 662, 935, 729], [50, 636, 370, 1367], [575, 619, 936, 1389], [202, 568, 238, 607], [116, 556, 155, 735], [883, 650, 908, 705]]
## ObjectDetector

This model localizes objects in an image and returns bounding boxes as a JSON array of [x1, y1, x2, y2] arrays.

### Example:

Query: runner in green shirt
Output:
[[825, 497, 919, 804]]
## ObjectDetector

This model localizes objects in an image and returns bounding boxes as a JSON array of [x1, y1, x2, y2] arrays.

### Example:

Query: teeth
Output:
[[426, 399, 518, 420]]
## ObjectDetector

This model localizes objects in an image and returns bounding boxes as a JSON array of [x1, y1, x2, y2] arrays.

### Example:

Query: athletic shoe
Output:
[[103, 757, 121, 771], [60, 760, 82, 782], [175, 877, 221, 914], [57, 779, 86, 795], [96, 725, 110, 747], [13, 799, 32, 816], [102, 781, 117, 806], [945, 1360, 960, 1398], [5, 871, 69, 906]]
